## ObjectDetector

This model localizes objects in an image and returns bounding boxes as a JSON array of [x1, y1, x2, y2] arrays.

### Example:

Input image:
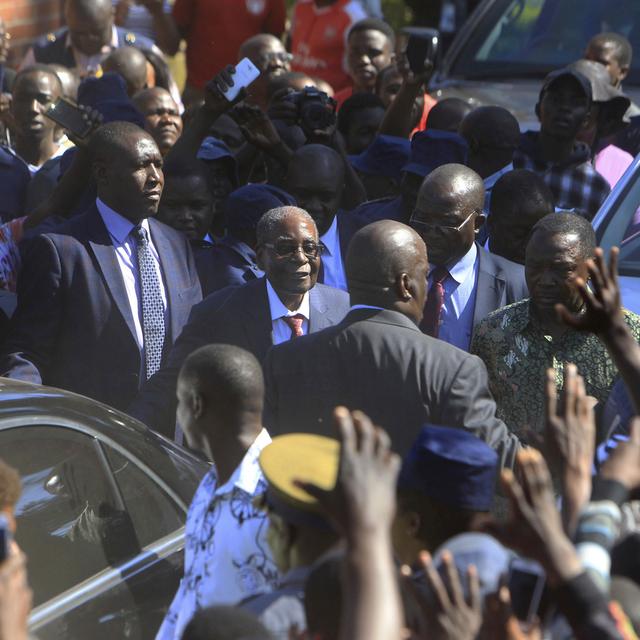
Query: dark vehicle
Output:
[[431, 0, 640, 127], [0, 379, 209, 640]]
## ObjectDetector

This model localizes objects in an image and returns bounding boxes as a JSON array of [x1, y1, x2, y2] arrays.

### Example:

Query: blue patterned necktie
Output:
[[133, 225, 165, 379]]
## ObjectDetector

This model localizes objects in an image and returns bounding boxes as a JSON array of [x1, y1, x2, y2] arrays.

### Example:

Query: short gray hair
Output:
[[256, 206, 317, 245]]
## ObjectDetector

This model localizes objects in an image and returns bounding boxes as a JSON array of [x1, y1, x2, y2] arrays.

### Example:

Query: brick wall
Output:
[[1, 0, 63, 66]]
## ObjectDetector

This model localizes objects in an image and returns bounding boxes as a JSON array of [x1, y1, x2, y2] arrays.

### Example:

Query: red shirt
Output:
[[290, 0, 366, 93], [173, 0, 286, 89]]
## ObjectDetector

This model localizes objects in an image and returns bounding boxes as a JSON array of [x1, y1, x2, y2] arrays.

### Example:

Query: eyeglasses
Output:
[[262, 240, 324, 259], [409, 210, 477, 234]]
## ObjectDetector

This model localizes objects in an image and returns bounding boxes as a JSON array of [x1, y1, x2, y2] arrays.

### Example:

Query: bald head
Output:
[[418, 163, 484, 212], [240, 34, 285, 62], [347, 221, 428, 323], [103, 47, 148, 97], [286, 145, 345, 236]]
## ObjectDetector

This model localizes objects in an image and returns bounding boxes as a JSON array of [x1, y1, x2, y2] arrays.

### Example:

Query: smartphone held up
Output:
[[44, 98, 93, 140], [402, 27, 440, 75]]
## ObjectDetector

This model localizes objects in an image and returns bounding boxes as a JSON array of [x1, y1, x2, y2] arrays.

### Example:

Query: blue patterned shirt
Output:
[[156, 429, 278, 640]]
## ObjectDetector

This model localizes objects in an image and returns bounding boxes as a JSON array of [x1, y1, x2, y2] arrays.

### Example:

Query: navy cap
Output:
[[398, 424, 498, 511], [225, 184, 296, 235], [77, 72, 145, 128], [540, 68, 592, 104], [348, 134, 411, 180], [402, 130, 468, 177], [433, 533, 513, 601], [197, 136, 238, 187]]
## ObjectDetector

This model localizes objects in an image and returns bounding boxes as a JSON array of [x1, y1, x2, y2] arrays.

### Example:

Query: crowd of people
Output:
[[0, 0, 640, 638]]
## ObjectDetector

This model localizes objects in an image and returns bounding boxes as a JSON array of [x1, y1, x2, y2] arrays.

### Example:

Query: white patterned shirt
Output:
[[156, 429, 278, 640]]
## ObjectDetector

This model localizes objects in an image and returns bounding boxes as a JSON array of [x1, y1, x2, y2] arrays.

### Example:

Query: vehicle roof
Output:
[[0, 378, 149, 439]]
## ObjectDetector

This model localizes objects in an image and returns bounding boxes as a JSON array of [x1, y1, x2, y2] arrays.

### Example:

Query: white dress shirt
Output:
[[430, 243, 479, 351], [156, 428, 278, 640], [320, 216, 348, 291], [265, 279, 310, 345], [96, 198, 168, 357]]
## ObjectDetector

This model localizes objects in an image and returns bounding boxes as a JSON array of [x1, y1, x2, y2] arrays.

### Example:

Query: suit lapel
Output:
[[149, 220, 182, 343], [238, 279, 274, 360], [473, 249, 506, 326], [86, 206, 138, 344], [309, 286, 331, 332]]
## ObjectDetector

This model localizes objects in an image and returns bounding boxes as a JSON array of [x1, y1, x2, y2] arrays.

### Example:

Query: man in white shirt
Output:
[[157, 344, 279, 640], [286, 145, 363, 292], [129, 206, 350, 437], [0, 121, 202, 411], [409, 163, 528, 351]]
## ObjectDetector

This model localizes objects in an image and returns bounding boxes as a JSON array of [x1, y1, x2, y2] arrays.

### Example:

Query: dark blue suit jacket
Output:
[[473, 247, 528, 327], [0, 205, 202, 411], [128, 277, 350, 437]]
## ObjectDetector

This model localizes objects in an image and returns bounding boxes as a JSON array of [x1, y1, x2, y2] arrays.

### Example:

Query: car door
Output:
[[0, 423, 188, 640]]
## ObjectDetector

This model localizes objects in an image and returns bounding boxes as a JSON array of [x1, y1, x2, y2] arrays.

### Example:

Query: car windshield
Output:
[[451, 0, 640, 83]]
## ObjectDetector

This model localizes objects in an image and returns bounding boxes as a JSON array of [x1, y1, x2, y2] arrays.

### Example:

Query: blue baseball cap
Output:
[[398, 424, 498, 511], [402, 129, 468, 177], [225, 184, 296, 235], [348, 134, 411, 180], [197, 136, 238, 187]]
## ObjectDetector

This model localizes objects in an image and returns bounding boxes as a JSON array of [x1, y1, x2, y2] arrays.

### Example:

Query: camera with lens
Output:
[[283, 86, 337, 133]]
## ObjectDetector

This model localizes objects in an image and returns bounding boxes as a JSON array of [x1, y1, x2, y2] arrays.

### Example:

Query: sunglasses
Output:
[[409, 210, 477, 234], [263, 240, 324, 259]]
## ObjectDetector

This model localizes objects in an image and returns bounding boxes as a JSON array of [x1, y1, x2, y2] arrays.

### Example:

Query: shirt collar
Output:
[[319, 215, 339, 257], [484, 163, 513, 190], [265, 278, 311, 322], [215, 428, 271, 496], [434, 242, 478, 285], [96, 197, 149, 245], [350, 304, 384, 312]]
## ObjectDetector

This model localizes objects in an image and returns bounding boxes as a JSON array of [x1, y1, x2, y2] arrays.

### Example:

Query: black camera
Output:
[[283, 86, 337, 132]]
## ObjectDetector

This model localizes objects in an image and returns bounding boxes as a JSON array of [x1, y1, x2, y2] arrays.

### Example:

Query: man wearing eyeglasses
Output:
[[410, 163, 528, 351], [128, 206, 350, 438]]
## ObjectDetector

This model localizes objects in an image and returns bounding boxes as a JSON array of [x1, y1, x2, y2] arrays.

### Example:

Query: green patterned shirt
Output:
[[470, 299, 640, 437]]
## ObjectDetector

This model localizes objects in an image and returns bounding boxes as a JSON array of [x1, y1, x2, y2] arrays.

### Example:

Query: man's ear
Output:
[[396, 272, 413, 301], [191, 391, 205, 420], [534, 100, 541, 121], [474, 212, 486, 233], [620, 65, 630, 82], [406, 510, 421, 537], [93, 161, 108, 187], [581, 107, 592, 130], [255, 245, 266, 271]]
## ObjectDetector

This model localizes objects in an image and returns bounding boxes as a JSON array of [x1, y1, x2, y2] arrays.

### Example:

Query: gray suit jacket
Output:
[[264, 308, 520, 468], [128, 277, 350, 437], [473, 247, 528, 327]]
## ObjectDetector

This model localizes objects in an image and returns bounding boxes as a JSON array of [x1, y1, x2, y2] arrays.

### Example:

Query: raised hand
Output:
[[0, 549, 32, 640], [204, 65, 239, 113], [295, 406, 401, 541], [545, 363, 596, 533], [68, 104, 103, 148], [232, 103, 282, 152], [480, 586, 542, 640], [418, 550, 482, 640], [556, 247, 623, 334], [397, 50, 434, 88], [600, 416, 640, 494], [483, 449, 582, 588]]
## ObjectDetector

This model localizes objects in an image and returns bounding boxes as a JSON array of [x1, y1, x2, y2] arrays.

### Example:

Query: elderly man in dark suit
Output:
[[0, 121, 202, 412], [408, 163, 528, 351], [129, 206, 349, 437], [264, 220, 522, 468]]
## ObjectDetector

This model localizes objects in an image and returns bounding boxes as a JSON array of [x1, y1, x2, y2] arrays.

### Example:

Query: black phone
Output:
[[508, 559, 546, 625], [45, 97, 93, 139], [0, 514, 11, 563], [403, 27, 440, 75]]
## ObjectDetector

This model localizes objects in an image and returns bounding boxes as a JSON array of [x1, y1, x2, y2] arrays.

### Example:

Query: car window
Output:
[[0, 426, 143, 606], [104, 447, 184, 548], [452, 0, 640, 83]]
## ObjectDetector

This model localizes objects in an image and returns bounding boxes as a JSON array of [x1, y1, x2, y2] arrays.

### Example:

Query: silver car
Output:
[[0, 379, 209, 640]]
